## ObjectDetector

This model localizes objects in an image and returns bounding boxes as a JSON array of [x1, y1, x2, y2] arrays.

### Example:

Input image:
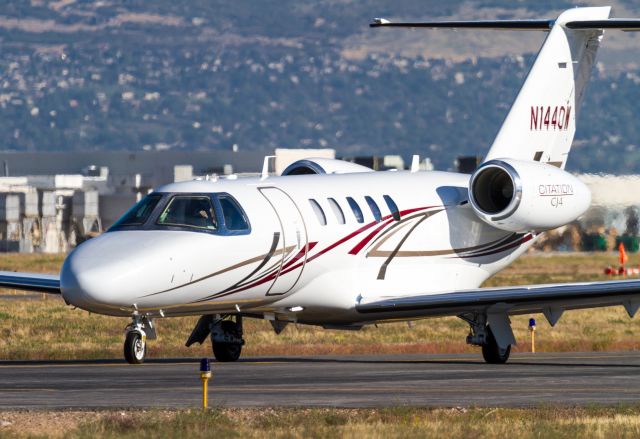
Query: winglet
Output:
[[370, 18, 392, 27]]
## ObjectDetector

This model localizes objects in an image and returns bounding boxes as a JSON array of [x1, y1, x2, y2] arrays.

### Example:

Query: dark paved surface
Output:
[[1, 352, 640, 409]]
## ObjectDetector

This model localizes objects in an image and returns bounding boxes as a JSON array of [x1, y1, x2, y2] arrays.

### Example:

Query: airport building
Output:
[[0, 149, 266, 252]]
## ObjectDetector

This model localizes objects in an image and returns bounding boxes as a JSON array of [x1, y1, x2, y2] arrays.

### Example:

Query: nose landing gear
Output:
[[123, 314, 156, 365], [124, 331, 146, 364]]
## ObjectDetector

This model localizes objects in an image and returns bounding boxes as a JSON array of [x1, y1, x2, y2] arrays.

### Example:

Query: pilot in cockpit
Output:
[[190, 198, 217, 230]]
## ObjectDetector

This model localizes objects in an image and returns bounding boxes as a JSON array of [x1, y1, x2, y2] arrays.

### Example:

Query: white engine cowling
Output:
[[468, 159, 591, 232], [281, 158, 373, 176]]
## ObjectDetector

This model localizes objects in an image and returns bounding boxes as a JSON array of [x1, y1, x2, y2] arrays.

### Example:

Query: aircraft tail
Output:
[[485, 7, 610, 169], [371, 7, 640, 169]]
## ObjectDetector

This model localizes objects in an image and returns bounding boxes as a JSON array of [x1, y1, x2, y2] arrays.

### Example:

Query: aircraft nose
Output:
[[60, 231, 163, 313], [60, 237, 125, 312], [60, 230, 217, 315], [60, 255, 84, 308], [60, 230, 207, 313]]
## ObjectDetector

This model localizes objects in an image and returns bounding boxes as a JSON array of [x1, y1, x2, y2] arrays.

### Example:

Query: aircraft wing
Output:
[[0, 271, 61, 295], [356, 279, 640, 322]]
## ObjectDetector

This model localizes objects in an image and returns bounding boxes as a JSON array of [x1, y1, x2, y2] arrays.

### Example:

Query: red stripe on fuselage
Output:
[[279, 207, 434, 275], [219, 206, 434, 295], [348, 220, 394, 255], [281, 241, 318, 270]]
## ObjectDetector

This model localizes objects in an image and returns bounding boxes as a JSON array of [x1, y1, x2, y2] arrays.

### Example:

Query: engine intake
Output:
[[471, 163, 519, 216], [469, 159, 591, 232]]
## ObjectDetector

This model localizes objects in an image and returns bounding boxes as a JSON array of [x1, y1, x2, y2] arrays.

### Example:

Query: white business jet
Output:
[[4, 6, 640, 365]]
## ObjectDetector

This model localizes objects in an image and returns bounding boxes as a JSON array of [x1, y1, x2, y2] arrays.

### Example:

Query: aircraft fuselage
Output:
[[60, 170, 536, 326]]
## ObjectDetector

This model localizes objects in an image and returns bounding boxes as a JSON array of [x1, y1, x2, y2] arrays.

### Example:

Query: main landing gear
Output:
[[186, 314, 245, 362], [461, 313, 512, 364], [481, 325, 511, 364], [123, 314, 156, 365]]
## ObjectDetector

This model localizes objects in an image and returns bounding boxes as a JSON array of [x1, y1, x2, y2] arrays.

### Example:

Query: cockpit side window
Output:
[[112, 194, 162, 227], [218, 195, 250, 231], [157, 196, 217, 230]]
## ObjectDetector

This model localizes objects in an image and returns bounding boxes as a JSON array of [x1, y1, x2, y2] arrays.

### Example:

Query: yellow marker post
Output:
[[200, 358, 212, 409], [529, 318, 536, 353]]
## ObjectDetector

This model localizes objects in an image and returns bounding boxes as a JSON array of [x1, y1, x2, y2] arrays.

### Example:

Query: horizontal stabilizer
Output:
[[565, 19, 640, 31], [370, 19, 554, 30], [371, 18, 640, 32]]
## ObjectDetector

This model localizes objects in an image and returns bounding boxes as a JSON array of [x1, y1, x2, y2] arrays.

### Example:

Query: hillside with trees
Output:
[[0, 1, 639, 173]]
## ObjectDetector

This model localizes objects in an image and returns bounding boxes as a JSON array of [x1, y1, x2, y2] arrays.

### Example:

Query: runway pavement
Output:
[[1, 352, 639, 409]]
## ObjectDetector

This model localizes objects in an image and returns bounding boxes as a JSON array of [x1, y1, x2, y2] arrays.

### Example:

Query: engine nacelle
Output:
[[468, 159, 591, 232], [281, 158, 373, 176]]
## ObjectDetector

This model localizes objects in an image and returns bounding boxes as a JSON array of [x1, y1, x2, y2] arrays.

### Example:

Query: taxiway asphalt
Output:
[[1, 352, 639, 409]]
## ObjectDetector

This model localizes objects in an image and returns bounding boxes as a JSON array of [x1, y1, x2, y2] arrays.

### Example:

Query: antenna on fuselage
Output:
[[261, 156, 276, 180], [410, 155, 420, 173]]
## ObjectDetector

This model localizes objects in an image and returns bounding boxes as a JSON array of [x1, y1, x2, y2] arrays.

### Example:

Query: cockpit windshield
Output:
[[112, 194, 162, 227], [109, 192, 249, 234], [156, 196, 217, 230]]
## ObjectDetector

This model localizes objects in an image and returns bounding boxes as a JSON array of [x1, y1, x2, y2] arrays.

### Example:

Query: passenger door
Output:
[[258, 187, 308, 295]]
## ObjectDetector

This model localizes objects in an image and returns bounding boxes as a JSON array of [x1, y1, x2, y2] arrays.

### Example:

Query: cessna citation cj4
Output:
[[5, 6, 640, 365]]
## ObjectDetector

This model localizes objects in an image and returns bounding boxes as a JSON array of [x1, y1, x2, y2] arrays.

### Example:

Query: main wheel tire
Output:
[[481, 325, 511, 364], [124, 332, 146, 365], [212, 320, 242, 362]]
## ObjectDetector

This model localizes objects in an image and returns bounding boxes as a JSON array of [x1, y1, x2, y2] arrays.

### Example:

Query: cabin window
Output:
[[112, 194, 162, 227], [346, 197, 364, 223], [327, 198, 345, 225], [384, 195, 401, 221], [309, 199, 327, 225], [157, 196, 218, 230], [365, 196, 382, 222], [218, 195, 250, 231]]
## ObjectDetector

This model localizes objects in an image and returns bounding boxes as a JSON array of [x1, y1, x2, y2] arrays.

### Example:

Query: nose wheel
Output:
[[123, 314, 156, 365], [124, 332, 146, 364]]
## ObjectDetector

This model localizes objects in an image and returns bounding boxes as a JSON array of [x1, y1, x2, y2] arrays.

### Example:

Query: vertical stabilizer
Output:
[[484, 7, 611, 168]]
